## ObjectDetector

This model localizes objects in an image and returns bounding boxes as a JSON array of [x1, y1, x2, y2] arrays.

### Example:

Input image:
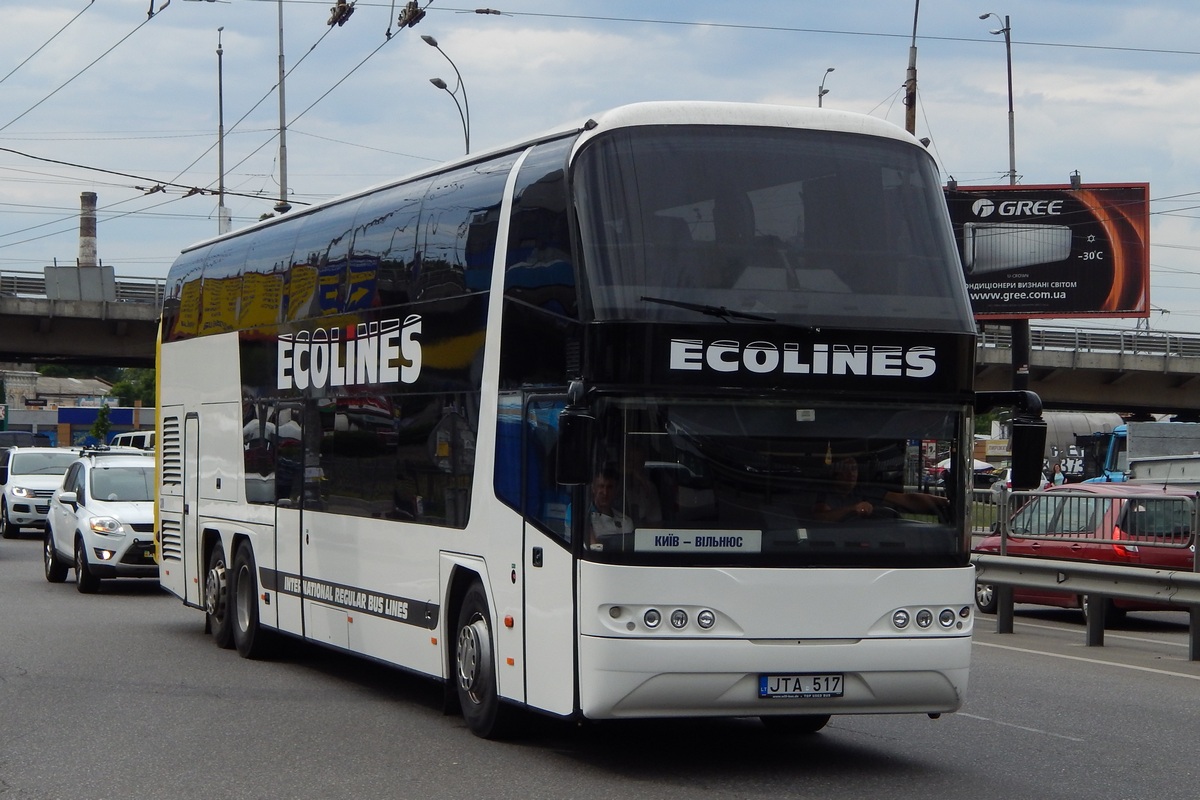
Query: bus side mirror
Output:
[[1009, 414, 1048, 490], [556, 409, 594, 486]]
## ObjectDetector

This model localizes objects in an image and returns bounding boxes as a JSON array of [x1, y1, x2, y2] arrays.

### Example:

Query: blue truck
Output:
[[1078, 421, 1200, 483]]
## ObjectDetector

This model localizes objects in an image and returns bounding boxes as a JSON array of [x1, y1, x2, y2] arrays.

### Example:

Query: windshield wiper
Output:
[[640, 295, 775, 322]]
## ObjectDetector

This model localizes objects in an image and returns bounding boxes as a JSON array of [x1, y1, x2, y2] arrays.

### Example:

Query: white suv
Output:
[[43, 448, 157, 593], [1, 447, 79, 539]]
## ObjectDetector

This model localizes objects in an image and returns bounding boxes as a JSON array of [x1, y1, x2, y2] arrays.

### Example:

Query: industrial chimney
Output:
[[78, 191, 98, 267]]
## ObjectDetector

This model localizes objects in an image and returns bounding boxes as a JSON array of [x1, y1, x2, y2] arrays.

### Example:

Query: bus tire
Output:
[[231, 543, 274, 659], [760, 714, 831, 734], [205, 543, 234, 649], [454, 583, 513, 739], [44, 529, 68, 583]]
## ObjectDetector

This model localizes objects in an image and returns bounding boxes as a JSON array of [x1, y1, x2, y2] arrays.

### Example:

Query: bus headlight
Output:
[[892, 609, 910, 628], [696, 609, 715, 629], [670, 609, 688, 629], [643, 609, 662, 629], [915, 609, 933, 628], [939, 609, 957, 628]]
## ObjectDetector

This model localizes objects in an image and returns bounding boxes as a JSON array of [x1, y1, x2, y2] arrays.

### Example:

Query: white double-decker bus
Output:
[[156, 101, 1043, 737]]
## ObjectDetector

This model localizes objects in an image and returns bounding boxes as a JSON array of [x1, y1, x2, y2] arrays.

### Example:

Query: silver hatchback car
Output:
[[44, 448, 157, 593]]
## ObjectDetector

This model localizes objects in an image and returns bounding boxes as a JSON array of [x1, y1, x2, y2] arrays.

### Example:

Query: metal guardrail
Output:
[[973, 554, 1200, 659], [0, 268, 165, 305], [972, 487, 1200, 659], [979, 322, 1200, 360]]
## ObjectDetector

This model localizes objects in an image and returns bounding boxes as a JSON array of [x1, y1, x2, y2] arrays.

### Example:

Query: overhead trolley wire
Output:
[[0, 6, 163, 134], [0, 0, 96, 88]]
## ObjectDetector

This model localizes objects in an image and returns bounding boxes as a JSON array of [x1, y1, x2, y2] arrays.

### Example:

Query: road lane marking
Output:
[[1009, 619, 1188, 649], [973, 640, 1200, 681], [955, 712, 1085, 742]]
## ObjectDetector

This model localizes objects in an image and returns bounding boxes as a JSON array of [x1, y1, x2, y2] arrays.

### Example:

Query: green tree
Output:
[[976, 410, 1001, 436], [89, 403, 112, 444], [110, 368, 156, 407]]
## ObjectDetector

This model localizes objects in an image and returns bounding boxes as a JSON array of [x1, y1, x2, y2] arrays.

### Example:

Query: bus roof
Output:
[[177, 101, 922, 257]]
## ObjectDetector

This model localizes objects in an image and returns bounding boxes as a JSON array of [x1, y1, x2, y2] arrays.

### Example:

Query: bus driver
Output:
[[586, 464, 634, 550]]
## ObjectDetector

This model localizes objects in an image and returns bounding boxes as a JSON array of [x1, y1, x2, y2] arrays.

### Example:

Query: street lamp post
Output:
[[980, 11, 1026, 394], [818, 67, 834, 108], [422, 35, 470, 154], [980, 12, 1016, 185]]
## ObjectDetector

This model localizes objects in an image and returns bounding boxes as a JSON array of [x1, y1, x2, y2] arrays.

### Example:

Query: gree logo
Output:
[[971, 197, 1064, 218], [277, 315, 422, 390]]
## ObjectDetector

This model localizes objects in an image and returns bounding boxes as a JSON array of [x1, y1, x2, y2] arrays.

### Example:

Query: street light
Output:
[[818, 67, 834, 108], [981, 11, 1025, 394], [980, 12, 1016, 185], [422, 35, 470, 154]]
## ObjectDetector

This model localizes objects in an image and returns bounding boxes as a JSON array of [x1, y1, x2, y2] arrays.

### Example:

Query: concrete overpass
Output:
[[0, 268, 162, 367], [975, 324, 1200, 418], [3, 267, 1200, 416]]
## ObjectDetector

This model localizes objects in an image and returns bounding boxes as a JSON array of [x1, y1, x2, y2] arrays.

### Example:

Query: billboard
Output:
[[944, 183, 1150, 320]]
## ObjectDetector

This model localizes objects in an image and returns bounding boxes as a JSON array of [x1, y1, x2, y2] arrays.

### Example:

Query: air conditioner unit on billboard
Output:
[[962, 222, 1072, 275]]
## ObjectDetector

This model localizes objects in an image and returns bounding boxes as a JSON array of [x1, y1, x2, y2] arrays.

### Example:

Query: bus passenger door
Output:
[[521, 396, 577, 716], [179, 412, 200, 607]]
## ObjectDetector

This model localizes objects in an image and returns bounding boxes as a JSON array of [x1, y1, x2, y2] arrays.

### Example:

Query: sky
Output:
[[2, 0, 1199, 331]]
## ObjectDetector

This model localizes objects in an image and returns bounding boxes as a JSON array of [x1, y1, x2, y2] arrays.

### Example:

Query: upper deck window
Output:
[[573, 125, 972, 332]]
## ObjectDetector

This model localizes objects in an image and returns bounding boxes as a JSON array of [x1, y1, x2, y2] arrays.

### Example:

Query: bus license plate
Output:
[[759, 673, 843, 699]]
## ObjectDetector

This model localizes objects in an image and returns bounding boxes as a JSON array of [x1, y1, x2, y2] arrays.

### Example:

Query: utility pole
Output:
[[275, 0, 291, 214], [904, 1, 919, 135], [217, 27, 230, 234]]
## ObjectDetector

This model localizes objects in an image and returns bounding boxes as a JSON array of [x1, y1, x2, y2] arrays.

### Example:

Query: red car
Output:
[[974, 483, 1196, 624]]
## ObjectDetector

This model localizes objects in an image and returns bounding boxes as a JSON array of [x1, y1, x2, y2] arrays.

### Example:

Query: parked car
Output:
[[973, 483, 1195, 624], [44, 447, 157, 593], [0, 447, 78, 538]]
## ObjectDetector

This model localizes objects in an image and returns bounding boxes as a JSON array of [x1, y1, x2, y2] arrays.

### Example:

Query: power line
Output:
[[0, 8, 161, 133], [0, 1, 96, 88], [428, 5, 1200, 58], [0, 146, 303, 217]]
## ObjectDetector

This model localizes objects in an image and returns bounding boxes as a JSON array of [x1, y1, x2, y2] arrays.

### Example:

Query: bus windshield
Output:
[[573, 125, 971, 332], [577, 396, 966, 568]]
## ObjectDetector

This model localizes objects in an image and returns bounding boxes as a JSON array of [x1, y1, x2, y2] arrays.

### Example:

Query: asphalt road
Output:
[[2, 534, 1197, 800]]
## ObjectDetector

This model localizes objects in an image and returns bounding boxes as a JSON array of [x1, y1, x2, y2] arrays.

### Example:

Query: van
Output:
[[110, 431, 155, 452]]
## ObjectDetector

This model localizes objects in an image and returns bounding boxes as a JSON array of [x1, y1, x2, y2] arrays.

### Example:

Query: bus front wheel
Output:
[[454, 583, 513, 739]]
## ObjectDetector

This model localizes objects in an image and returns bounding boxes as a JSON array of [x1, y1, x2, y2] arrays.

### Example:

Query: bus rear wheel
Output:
[[760, 714, 831, 734], [205, 543, 233, 649], [454, 583, 514, 739], [231, 543, 274, 659]]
